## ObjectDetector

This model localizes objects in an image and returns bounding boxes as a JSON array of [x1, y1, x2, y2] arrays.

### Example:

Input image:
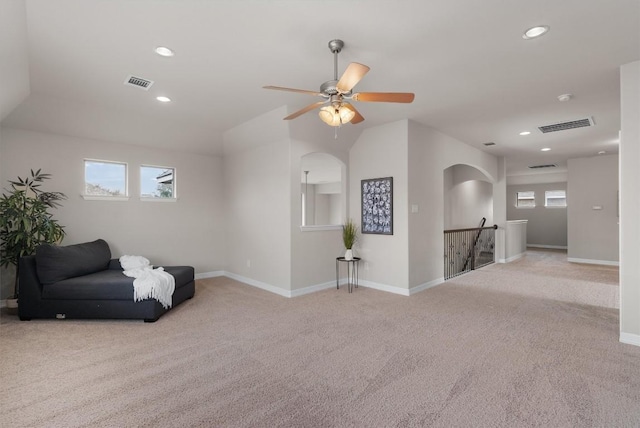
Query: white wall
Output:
[[567, 155, 619, 263], [507, 182, 568, 248], [493, 157, 507, 263], [290, 139, 348, 292], [505, 220, 528, 261], [0, 127, 226, 299], [350, 120, 410, 291], [0, 0, 30, 120], [222, 106, 351, 295], [408, 121, 498, 290], [224, 139, 291, 291], [619, 61, 640, 345]]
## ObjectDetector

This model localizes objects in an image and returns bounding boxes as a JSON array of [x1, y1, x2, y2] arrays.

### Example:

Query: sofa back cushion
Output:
[[36, 239, 112, 284]]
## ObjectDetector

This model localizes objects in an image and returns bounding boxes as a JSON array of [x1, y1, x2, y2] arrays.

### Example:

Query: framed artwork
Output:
[[361, 177, 393, 235]]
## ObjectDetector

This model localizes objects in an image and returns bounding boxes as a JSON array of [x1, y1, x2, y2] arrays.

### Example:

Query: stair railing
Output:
[[444, 219, 498, 280]]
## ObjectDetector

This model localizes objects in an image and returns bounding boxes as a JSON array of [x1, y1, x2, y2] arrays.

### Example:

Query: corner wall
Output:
[[349, 120, 410, 292], [0, 127, 226, 299], [408, 121, 499, 290], [223, 107, 291, 293], [620, 60, 640, 346], [507, 182, 568, 248], [290, 139, 349, 293], [567, 155, 619, 263], [0, 0, 30, 120]]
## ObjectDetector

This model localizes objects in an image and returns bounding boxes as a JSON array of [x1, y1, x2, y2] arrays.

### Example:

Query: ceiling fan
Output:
[[263, 39, 415, 127]]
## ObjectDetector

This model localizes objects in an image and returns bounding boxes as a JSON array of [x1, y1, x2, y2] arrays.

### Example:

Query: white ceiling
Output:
[[3, 0, 639, 176]]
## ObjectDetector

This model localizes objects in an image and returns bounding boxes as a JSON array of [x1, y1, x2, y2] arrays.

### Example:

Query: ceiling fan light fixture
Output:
[[319, 106, 340, 126], [319, 105, 354, 126], [339, 105, 355, 123]]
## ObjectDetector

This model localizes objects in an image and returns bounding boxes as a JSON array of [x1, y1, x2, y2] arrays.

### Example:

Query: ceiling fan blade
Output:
[[336, 62, 370, 93], [342, 103, 365, 124], [283, 101, 326, 120], [263, 86, 324, 97], [352, 92, 415, 103]]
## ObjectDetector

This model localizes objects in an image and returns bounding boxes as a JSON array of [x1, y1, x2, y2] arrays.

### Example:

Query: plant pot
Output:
[[344, 249, 353, 261], [6, 298, 18, 309]]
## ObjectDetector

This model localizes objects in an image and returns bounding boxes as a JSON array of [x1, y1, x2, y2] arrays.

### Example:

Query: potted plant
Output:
[[0, 170, 66, 307], [342, 218, 359, 261]]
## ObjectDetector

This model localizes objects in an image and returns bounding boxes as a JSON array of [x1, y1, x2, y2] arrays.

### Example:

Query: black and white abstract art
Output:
[[361, 177, 393, 235]]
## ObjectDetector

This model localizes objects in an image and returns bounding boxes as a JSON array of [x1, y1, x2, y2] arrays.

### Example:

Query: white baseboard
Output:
[[194, 271, 225, 280], [290, 280, 339, 298], [527, 244, 568, 250], [217, 273, 440, 299], [358, 279, 411, 296], [498, 252, 525, 263], [620, 332, 640, 347], [223, 272, 346, 298], [567, 258, 619, 267], [409, 277, 445, 295], [224, 272, 291, 298]]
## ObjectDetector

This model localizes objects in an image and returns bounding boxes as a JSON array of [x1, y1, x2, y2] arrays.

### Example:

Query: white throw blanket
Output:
[[119, 255, 175, 309]]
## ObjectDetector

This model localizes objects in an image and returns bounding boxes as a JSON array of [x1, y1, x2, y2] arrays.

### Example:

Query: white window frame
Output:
[[516, 191, 535, 208], [140, 164, 177, 202], [545, 190, 567, 208], [82, 159, 129, 201]]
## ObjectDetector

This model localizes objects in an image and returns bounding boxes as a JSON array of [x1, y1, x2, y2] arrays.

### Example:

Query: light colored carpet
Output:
[[1, 251, 638, 427], [457, 248, 620, 309]]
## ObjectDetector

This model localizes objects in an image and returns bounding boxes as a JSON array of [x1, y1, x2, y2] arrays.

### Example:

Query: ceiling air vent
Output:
[[528, 164, 557, 169], [538, 117, 595, 133], [124, 75, 154, 91], [483, 142, 496, 146]]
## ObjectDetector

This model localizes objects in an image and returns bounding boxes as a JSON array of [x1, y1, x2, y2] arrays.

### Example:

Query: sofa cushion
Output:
[[36, 239, 111, 285], [41, 265, 194, 300], [42, 269, 135, 300], [163, 266, 195, 289]]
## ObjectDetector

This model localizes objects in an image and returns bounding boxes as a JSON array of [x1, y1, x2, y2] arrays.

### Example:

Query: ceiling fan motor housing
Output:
[[328, 39, 344, 54], [320, 80, 339, 96]]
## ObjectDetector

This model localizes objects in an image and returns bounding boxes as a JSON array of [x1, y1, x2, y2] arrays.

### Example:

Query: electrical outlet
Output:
[[246, 259, 251, 268]]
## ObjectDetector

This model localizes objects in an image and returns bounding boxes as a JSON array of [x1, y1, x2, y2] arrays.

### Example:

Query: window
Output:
[[516, 191, 535, 208], [84, 160, 127, 198], [545, 190, 567, 207], [140, 165, 176, 199]]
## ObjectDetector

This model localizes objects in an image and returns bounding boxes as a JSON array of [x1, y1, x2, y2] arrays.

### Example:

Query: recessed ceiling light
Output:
[[155, 46, 175, 57], [519, 131, 531, 136], [598, 150, 606, 155], [523, 25, 550, 40], [541, 147, 551, 152], [558, 93, 572, 102], [156, 96, 171, 103]]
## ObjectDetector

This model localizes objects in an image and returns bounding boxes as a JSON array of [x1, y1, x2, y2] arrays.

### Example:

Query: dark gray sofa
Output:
[[18, 239, 195, 322]]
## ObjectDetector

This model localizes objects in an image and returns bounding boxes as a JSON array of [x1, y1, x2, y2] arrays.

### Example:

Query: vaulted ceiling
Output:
[[2, 0, 639, 176]]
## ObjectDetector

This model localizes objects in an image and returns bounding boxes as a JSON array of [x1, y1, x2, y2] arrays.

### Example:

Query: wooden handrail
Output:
[[443, 224, 497, 234]]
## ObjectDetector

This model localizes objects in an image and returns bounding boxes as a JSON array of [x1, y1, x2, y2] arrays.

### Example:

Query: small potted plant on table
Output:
[[342, 219, 358, 261]]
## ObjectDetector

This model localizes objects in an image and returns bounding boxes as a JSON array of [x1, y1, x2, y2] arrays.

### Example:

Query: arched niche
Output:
[[300, 153, 345, 227], [443, 164, 494, 229]]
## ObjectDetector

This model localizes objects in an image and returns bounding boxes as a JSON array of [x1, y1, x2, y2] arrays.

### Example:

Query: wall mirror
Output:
[[300, 153, 344, 227]]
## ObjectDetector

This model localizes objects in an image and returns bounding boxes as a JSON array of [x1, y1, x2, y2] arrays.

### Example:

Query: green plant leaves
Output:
[[0, 170, 67, 267]]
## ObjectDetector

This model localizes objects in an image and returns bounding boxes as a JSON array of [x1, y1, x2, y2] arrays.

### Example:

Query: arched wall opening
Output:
[[443, 164, 494, 230], [300, 152, 346, 227]]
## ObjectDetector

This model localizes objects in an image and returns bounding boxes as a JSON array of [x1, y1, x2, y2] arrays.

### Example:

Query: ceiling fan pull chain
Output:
[[334, 127, 338, 140]]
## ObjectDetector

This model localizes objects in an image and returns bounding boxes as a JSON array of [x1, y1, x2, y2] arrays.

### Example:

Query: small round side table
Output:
[[336, 257, 361, 293]]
